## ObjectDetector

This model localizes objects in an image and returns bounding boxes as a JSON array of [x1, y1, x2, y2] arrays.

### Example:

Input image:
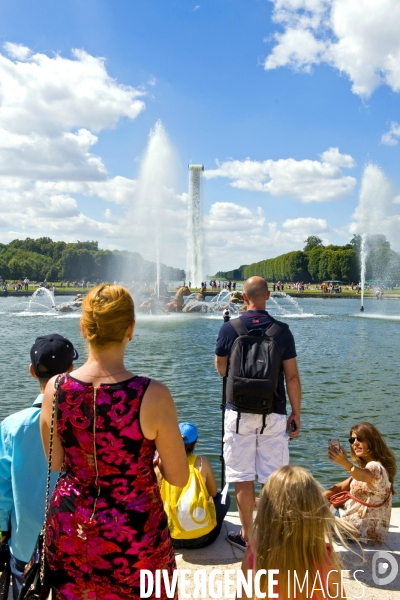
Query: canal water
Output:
[[1, 295, 399, 504]]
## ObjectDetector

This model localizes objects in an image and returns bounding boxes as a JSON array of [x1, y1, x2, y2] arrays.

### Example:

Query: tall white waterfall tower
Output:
[[186, 164, 205, 287]]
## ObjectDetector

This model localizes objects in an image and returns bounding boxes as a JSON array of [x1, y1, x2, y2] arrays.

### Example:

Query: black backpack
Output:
[[226, 318, 286, 433]]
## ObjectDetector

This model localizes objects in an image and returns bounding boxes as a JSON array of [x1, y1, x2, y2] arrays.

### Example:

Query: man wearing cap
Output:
[[0, 334, 78, 599]]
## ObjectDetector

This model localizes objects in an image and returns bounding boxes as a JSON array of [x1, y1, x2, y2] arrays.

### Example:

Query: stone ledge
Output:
[[175, 509, 400, 599]]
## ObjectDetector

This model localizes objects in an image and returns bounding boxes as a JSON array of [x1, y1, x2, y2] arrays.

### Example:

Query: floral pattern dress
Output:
[[339, 461, 392, 545], [45, 373, 176, 600]]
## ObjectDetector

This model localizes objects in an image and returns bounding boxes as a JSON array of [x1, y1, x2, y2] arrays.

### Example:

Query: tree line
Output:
[[0, 238, 185, 282], [215, 235, 400, 283]]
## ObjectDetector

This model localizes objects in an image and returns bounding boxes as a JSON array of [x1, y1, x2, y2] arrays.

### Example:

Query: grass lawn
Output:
[[2, 281, 91, 293]]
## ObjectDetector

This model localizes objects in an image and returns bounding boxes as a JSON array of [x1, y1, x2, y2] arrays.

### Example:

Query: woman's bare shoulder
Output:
[[140, 379, 180, 446], [141, 379, 175, 421], [144, 378, 172, 402]]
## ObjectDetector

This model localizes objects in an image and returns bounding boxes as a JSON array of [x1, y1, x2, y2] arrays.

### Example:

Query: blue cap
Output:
[[179, 422, 198, 444]]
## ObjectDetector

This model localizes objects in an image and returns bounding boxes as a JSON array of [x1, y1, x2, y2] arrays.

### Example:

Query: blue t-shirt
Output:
[[215, 310, 297, 415], [0, 395, 58, 562]]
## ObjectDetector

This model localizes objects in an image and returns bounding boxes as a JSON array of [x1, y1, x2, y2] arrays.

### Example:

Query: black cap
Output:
[[30, 334, 78, 378]]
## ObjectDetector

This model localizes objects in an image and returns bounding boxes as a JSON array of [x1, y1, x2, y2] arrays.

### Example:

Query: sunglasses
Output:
[[349, 436, 364, 444]]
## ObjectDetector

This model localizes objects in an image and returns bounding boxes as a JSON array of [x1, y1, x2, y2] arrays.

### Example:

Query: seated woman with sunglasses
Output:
[[324, 422, 396, 546]]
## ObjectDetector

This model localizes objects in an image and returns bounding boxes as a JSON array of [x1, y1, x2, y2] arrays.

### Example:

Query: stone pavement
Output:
[[175, 509, 400, 599]]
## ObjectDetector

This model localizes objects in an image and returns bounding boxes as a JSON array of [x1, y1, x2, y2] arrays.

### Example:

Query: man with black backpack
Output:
[[215, 276, 301, 551]]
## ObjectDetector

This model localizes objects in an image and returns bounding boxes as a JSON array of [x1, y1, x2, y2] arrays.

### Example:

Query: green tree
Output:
[[339, 249, 358, 282], [350, 234, 362, 254], [7, 251, 53, 280], [318, 250, 330, 281], [75, 241, 99, 251], [0, 257, 9, 279], [385, 252, 400, 282], [327, 252, 341, 280], [368, 247, 392, 280], [61, 248, 95, 280], [366, 234, 390, 250], [307, 247, 324, 281], [303, 236, 323, 252]]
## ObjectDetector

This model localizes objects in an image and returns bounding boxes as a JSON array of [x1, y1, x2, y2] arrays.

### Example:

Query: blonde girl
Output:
[[239, 466, 357, 600]]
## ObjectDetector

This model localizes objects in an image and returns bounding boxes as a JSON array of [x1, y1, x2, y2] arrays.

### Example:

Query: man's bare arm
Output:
[[215, 355, 228, 377], [283, 357, 301, 438]]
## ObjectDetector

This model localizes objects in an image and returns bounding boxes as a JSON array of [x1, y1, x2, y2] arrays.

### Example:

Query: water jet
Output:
[[186, 164, 205, 288]]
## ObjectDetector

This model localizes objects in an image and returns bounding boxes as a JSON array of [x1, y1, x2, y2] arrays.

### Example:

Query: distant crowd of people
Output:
[[0, 278, 98, 294], [195, 280, 237, 291]]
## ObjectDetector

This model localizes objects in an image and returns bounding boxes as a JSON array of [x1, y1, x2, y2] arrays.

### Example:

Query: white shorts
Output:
[[223, 409, 289, 484]]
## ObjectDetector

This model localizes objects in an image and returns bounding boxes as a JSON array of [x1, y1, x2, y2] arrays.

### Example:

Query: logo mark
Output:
[[372, 551, 398, 586]]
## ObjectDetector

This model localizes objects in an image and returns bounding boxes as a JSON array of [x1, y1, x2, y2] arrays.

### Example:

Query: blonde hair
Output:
[[350, 422, 397, 492], [81, 284, 134, 347], [251, 466, 358, 600]]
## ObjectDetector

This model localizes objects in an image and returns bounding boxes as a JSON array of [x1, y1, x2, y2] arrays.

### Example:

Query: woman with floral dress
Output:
[[40, 284, 188, 599], [325, 422, 396, 546]]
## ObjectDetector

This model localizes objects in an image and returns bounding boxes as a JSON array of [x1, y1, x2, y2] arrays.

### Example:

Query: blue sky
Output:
[[0, 0, 399, 274]]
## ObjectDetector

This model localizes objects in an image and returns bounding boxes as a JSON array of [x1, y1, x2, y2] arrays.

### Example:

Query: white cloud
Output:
[[0, 176, 126, 241], [0, 45, 145, 181], [381, 122, 400, 146], [0, 178, 79, 220], [0, 44, 155, 260], [0, 47, 145, 135], [201, 199, 336, 273], [28, 177, 139, 206], [320, 147, 355, 168], [265, 26, 327, 72], [207, 203, 265, 232], [3, 42, 31, 60], [205, 219, 324, 273], [204, 149, 356, 202], [283, 217, 328, 233], [264, 0, 400, 97], [0, 128, 106, 180]]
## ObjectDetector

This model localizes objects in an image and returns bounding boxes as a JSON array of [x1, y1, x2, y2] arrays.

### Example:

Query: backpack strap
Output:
[[236, 412, 241, 433], [264, 322, 284, 338], [230, 318, 284, 339], [227, 320, 249, 396], [260, 413, 267, 434], [229, 318, 249, 337]]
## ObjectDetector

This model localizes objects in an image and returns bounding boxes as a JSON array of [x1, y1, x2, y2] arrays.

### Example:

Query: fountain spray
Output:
[[353, 163, 400, 313], [135, 121, 176, 294], [360, 234, 367, 311], [186, 164, 205, 288]]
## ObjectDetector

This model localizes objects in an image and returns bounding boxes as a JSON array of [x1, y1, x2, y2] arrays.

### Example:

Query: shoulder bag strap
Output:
[[348, 492, 392, 508], [40, 373, 62, 584], [44, 374, 62, 520], [348, 476, 391, 508]]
